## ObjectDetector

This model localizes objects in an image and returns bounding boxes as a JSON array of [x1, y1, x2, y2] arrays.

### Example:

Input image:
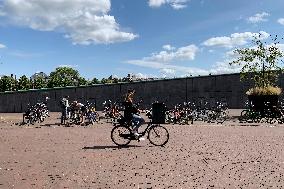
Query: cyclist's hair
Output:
[[125, 90, 135, 103]]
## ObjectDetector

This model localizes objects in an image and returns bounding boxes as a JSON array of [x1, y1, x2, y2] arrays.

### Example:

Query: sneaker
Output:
[[133, 132, 140, 137], [138, 137, 145, 142]]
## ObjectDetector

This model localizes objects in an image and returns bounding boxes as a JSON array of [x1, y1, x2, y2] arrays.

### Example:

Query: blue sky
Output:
[[0, 0, 284, 80]]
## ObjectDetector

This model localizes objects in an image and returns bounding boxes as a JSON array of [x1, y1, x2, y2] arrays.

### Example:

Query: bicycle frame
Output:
[[137, 122, 158, 137]]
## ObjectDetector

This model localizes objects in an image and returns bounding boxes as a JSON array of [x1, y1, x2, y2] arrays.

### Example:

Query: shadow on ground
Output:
[[82, 145, 142, 150]]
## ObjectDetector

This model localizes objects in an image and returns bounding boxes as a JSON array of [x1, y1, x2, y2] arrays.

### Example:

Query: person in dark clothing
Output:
[[124, 89, 145, 139]]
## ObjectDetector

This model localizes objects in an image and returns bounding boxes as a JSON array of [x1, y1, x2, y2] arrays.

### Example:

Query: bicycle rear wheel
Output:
[[111, 125, 132, 146], [148, 125, 169, 146], [216, 111, 227, 124], [239, 110, 249, 123]]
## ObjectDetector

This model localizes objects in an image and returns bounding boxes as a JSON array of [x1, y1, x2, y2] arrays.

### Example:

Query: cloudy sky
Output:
[[0, 0, 284, 79]]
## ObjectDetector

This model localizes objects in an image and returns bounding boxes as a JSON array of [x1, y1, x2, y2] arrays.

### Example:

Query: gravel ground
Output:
[[0, 111, 283, 189]]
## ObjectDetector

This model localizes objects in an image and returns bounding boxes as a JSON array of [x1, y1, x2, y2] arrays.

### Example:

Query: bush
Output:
[[246, 86, 282, 96]]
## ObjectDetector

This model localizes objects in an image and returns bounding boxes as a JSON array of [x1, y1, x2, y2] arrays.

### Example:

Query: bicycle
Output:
[[207, 101, 228, 124], [239, 101, 261, 123], [111, 117, 169, 147], [22, 102, 49, 125]]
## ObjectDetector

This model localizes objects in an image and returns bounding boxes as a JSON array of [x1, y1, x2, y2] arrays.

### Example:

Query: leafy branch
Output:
[[230, 33, 284, 88]]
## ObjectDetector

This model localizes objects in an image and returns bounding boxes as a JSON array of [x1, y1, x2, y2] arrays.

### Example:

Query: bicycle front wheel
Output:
[[148, 125, 169, 146], [111, 125, 132, 146]]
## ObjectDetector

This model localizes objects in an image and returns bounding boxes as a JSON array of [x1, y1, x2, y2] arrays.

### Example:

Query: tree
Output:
[[0, 76, 17, 92], [33, 76, 47, 89], [230, 34, 284, 89], [230, 34, 284, 96], [101, 77, 113, 84], [17, 75, 31, 90], [90, 77, 100, 85], [78, 77, 88, 86], [47, 67, 80, 88], [112, 77, 119, 83]]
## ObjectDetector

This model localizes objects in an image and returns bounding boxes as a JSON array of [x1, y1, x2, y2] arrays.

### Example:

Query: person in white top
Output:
[[60, 96, 69, 125]]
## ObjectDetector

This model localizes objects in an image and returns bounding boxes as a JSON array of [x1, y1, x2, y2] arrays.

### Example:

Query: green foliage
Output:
[[47, 67, 80, 88], [33, 76, 47, 89], [100, 78, 109, 84], [112, 77, 119, 83], [78, 77, 88, 86], [0, 66, 137, 92], [17, 75, 31, 90], [90, 77, 100, 85], [230, 34, 284, 89], [0, 76, 17, 92]]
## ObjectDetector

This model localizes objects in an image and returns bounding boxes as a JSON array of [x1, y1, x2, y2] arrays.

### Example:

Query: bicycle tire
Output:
[[111, 125, 132, 146], [239, 110, 250, 123], [216, 111, 227, 124], [148, 125, 169, 146], [252, 112, 262, 123]]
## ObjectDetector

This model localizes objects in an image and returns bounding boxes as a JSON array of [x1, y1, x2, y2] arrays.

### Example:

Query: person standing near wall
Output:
[[60, 96, 69, 125]]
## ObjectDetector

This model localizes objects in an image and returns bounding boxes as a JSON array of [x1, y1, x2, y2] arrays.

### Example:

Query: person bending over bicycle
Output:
[[72, 101, 87, 125], [124, 89, 145, 139]]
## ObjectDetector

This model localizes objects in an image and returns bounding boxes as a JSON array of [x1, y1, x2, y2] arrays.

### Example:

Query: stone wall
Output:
[[1, 73, 281, 112]]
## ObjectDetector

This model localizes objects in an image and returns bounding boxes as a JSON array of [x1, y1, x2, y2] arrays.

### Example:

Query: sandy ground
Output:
[[0, 110, 283, 189]]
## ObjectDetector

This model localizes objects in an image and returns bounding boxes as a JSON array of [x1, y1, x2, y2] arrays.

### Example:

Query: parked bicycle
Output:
[[23, 101, 49, 125], [85, 102, 99, 125]]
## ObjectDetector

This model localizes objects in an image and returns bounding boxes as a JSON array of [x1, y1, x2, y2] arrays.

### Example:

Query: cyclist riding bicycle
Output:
[[124, 89, 145, 139]]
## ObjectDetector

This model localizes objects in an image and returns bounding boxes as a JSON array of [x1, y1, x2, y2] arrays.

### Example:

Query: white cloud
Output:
[[127, 59, 209, 76], [171, 3, 187, 10], [162, 44, 175, 51], [126, 39, 284, 78], [58, 64, 79, 68], [145, 44, 198, 62], [160, 68, 176, 78], [0, 43, 6, 48], [161, 68, 175, 74], [126, 44, 207, 77], [134, 73, 157, 79], [203, 31, 269, 48], [247, 12, 270, 24], [148, 0, 166, 7], [277, 18, 284, 25], [125, 42, 259, 77], [126, 43, 246, 77], [209, 61, 241, 75], [0, 0, 138, 45], [148, 0, 190, 10], [276, 44, 284, 52]]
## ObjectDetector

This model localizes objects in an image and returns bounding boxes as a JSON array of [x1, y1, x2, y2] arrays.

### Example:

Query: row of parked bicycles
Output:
[[23, 97, 284, 126], [100, 99, 229, 125], [239, 101, 284, 124], [164, 101, 228, 124], [23, 101, 100, 126], [22, 98, 230, 126]]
